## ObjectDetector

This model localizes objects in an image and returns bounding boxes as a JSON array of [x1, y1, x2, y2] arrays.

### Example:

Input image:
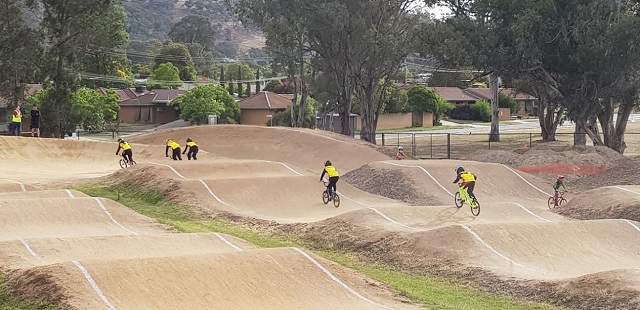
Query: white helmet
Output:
[[398, 146, 404, 151]]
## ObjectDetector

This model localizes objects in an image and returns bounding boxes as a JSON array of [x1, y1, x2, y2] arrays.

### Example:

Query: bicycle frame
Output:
[[458, 183, 474, 206]]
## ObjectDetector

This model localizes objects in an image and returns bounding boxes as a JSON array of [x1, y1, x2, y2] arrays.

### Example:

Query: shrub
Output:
[[471, 100, 491, 122]]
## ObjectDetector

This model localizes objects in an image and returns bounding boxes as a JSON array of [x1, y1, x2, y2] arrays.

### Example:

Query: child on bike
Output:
[[553, 175, 567, 206], [320, 160, 340, 198], [115, 138, 134, 164], [396, 146, 406, 160], [165, 139, 182, 160], [453, 166, 477, 201], [182, 138, 198, 160]]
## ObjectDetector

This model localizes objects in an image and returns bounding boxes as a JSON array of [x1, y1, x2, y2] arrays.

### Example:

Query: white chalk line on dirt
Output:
[[4, 178, 26, 192], [381, 162, 454, 197], [459, 224, 538, 272], [93, 198, 137, 235], [72, 260, 116, 310], [613, 185, 640, 196], [500, 165, 552, 197], [65, 189, 75, 198], [292, 247, 395, 310], [512, 202, 552, 222], [149, 162, 239, 209], [20, 239, 38, 258], [264, 160, 304, 176], [213, 233, 243, 251], [148, 162, 186, 179], [623, 220, 640, 233], [336, 191, 420, 231]]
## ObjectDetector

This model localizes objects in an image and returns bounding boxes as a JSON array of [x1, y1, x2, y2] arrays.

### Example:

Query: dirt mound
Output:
[[555, 186, 640, 221], [571, 156, 640, 191], [465, 144, 625, 172], [343, 164, 444, 206], [128, 125, 391, 172]]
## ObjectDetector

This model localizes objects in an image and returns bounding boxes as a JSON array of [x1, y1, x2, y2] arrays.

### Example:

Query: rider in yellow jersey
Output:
[[182, 138, 199, 160], [115, 138, 134, 163], [165, 139, 182, 160], [453, 166, 477, 200], [320, 160, 340, 197]]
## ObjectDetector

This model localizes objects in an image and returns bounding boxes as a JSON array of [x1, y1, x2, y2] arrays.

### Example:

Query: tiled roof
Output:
[[238, 92, 293, 110], [464, 88, 537, 101], [429, 87, 477, 102]]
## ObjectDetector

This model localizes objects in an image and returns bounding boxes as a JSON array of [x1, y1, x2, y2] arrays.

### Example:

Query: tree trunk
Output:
[[574, 118, 587, 146], [489, 74, 500, 142], [611, 102, 634, 154], [296, 49, 307, 128], [538, 97, 563, 141], [358, 81, 378, 144]]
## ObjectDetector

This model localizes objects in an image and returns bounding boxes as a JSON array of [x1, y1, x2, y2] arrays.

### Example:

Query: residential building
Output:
[[101, 86, 184, 124], [463, 87, 537, 116], [238, 92, 293, 126]]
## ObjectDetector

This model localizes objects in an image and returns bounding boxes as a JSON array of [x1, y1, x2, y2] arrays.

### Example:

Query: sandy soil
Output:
[[2, 126, 640, 309]]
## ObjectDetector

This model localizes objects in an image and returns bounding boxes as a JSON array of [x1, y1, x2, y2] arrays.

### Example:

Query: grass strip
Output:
[[76, 184, 563, 310], [0, 274, 58, 310]]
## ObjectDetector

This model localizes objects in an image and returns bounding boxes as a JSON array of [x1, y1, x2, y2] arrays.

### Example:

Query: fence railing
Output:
[[379, 132, 640, 159]]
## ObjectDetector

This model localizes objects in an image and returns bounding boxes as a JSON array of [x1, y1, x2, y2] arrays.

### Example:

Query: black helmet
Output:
[[117, 138, 124, 143], [186, 138, 192, 142], [325, 160, 332, 167], [456, 166, 465, 174]]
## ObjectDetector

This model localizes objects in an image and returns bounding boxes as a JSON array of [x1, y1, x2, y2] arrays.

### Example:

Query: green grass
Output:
[[0, 274, 58, 310], [76, 184, 564, 310], [378, 125, 468, 133]]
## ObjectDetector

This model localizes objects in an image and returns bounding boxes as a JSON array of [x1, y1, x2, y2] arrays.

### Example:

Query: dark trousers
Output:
[[172, 148, 182, 160], [12, 122, 20, 136], [121, 149, 133, 162], [463, 182, 476, 200], [328, 176, 339, 195], [186, 146, 198, 160]]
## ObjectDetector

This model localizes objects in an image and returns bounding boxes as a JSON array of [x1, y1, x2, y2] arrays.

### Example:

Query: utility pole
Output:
[[489, 73, 500, 142]]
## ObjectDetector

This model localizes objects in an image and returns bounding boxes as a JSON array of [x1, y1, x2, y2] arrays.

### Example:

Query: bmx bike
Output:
[[321, 180, 340, 208], [454, 182, 480, 216], [547, 191, 567, 209], [119, 157, 136, 169]]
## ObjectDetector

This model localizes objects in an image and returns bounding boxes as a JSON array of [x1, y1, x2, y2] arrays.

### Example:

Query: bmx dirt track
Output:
[[0, 125, 639, 309]]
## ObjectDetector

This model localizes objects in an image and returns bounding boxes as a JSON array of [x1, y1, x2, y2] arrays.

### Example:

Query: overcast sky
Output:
[[410, 2, 453, 19]]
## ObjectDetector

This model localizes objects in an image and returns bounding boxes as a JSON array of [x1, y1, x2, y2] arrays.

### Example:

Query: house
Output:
[[101, 86, 184, 124], [463, 87, 537, 116], [429, 87, 478, 105], [238, 92, 293, 126]]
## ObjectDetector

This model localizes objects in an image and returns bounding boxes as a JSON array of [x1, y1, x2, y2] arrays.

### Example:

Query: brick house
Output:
[[238, 92, 293, 126], [100, 86, 184, 124], [463, 87, 537, 117]]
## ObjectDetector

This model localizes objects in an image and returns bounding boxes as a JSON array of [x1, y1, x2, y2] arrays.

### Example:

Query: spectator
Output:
[[30, 106, 40, 137], [12, 106, 22, 136]]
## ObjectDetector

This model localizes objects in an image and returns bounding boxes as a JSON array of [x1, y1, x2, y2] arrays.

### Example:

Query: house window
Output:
[[525, 101, 533, 112]]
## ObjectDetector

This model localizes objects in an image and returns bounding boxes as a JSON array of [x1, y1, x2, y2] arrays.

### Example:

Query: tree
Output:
[[269, 96, 317, 128], [498, 94, 518, 115], [154, 43, 197, 81], [0, 0, 42, 110], [471, 100, 491, 122], [381, 84, 409, 114], [26, 88, 119, 136], [151, 63, 182, 88], [29, 0, 128, 137], [427, 71, 473, 89], [407, 85, 453, 125], [169, 85, 240, 124], [169, 15, 216, 50], [263, 80, 282, 92]]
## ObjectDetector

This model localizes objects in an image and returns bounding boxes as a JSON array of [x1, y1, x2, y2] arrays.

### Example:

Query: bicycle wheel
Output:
[[454, 192, 463, 208], [558, 198, 568, 207], [470, 199, 480, 216], [547, 197, 556, 209], [322, 191, 330, 204], [119, 159, 127, 169], [333, 194, 340, 208]]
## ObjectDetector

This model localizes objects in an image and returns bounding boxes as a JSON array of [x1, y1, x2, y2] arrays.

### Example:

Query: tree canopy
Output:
[[170, 85, 239, 124], [169, 15, 216, 51]]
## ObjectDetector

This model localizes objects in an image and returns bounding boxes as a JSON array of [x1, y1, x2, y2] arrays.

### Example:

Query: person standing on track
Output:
[[182, 138, 198, 160], [12, 106, 22, 136], [453, 166, 477, 201], [396, 146, 406, 160], [30, 106, 40, 137], [116, 138, 134, 163], [165, 139, 182, 160], [320, 160, 340, 198]]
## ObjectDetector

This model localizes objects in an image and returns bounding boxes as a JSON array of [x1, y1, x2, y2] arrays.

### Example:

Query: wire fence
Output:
[[380, 132, 640, 159]]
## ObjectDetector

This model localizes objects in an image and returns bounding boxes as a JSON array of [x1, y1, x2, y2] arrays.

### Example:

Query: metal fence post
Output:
[[529, 133, 532, 147], [447, 133, 451, 159], [430, 134, 433, 159], [488, 134, 491, 150], [381, 133, 385, 146]]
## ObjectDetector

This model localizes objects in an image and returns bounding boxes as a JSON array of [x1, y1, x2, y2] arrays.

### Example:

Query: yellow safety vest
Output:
[[325, 165, 339, 177], [120, 142, 131, 151], [187, 141, 197, 147], [12, 111, 21, 123], [167, 141, 180, 149]]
